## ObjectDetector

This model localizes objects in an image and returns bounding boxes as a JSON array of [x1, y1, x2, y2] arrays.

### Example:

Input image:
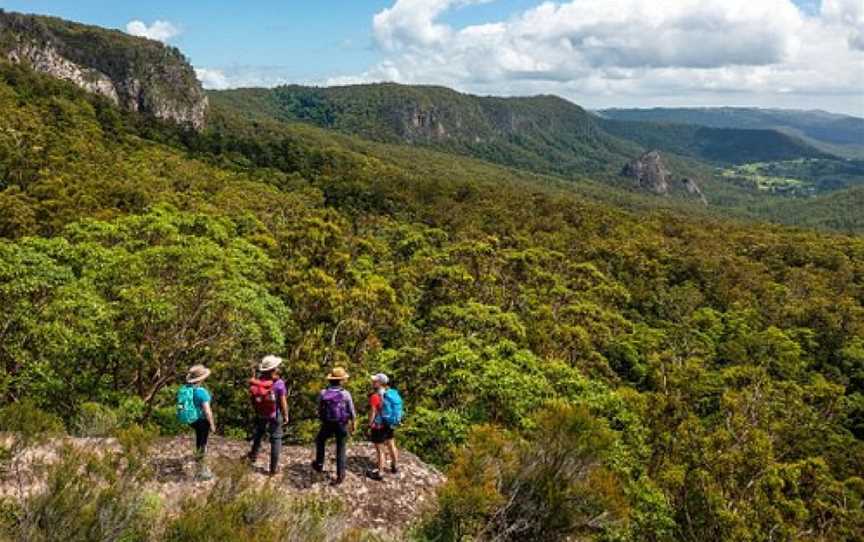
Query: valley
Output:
[[0, 8, 863, 542]]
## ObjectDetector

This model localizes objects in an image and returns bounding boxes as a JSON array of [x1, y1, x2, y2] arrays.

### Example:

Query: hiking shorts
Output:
[[370, 424, 395, 444]]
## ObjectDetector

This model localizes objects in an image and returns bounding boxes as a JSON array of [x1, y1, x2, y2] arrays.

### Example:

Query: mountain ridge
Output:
[[0, 9, 208, 130], [210, 83, 838, 176], [599, 106, 864, 158]]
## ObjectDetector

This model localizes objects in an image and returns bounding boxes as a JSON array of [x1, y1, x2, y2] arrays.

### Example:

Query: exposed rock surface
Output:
[[0, 10, 208, 130], [0, 435, 444, 535], [622, 151, 709, 204], [681, 177, 708, 205], [622, 150, 671, 194]]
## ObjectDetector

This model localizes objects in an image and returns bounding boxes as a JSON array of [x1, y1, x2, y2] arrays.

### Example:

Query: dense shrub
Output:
[[418, 403, 629, 541], [164, 460, 384, 542], [0, 425, 158, 542], [70, 402, 119, 437]]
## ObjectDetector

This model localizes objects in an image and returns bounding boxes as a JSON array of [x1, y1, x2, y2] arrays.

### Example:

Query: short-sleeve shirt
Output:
[[193, 386, 211, 419], [269, 378, 287, 419], [369, 393, 383, 429]]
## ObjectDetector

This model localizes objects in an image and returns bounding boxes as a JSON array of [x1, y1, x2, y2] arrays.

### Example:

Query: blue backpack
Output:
[[176, 385, 200, 425], [380, 388, 404, 426]]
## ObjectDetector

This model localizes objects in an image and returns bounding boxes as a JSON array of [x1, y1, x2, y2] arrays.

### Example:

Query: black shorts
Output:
[[370, 424, 395, 444]]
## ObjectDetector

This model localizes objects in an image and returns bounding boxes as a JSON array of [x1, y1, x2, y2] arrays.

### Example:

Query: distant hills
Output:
[[210, 84, 839, 179], [1, 7, 860, 232], [598, 119, 833, 164], [599, 107, 864, 159], [210, 83, 641, 179]]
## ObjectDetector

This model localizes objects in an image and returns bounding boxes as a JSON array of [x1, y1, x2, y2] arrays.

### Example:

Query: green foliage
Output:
[[418, 403, 630, 541], [210, 83, 641, 179], [600, 107, 864, 159], [70, 402, 119, 437], [165, 460, 366, 542], [0, 401, 64, 445], [600, 119, 831, 165], [0, 431, 159, 542], [1, 56, 863, 541]]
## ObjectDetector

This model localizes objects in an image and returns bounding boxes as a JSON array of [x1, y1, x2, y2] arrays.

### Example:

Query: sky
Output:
[[1, 0, 862, 115]]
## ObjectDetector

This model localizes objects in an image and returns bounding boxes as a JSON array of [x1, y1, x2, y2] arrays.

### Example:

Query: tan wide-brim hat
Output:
[[259, 355, 283, 372], [326, 367, 349, 381], [186, 364, 211, 384]]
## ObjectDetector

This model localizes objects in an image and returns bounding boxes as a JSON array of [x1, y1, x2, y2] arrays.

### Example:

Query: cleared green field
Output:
[[721, 158, 864, 195]]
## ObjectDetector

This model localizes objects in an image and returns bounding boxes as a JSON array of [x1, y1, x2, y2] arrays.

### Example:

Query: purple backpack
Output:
[[321, 388, 350, 424]]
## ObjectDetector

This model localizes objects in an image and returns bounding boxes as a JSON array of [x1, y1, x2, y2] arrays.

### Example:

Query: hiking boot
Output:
[[196, 466, 214, 481], [390, 464, 399, 475], [366, 469, 383, 481], [311, 461, 323, 473], [331, 474, 345, 486]]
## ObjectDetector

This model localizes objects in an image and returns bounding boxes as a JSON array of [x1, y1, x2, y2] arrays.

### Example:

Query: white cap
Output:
[[371, 373, 389, 385]]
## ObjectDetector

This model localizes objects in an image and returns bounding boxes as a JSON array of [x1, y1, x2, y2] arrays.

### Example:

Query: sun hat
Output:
[[326, 367, 350, 381], [186, 364, 211, 384], [371, 373, 389, 385], [259, 355, 283, 372]]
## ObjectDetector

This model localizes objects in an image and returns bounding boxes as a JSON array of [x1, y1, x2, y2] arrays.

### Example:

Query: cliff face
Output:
[[210, 83, 641, 177], [622, 150, 709, 204], [622, 150, 671, 194], [0, 10, 207, 130]]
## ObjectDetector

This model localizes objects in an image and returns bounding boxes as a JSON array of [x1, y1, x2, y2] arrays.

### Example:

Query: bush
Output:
[[150, 404, 187, 436], [0, 401, 64, 441], [165, 459, 369, 541], [1, 440, 160, 542], [70, 402, 119, 437], [417, 402, 629, 541]]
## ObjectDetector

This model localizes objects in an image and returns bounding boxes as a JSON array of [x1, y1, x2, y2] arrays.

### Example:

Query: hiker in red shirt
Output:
[[366, 373, 402, 481]]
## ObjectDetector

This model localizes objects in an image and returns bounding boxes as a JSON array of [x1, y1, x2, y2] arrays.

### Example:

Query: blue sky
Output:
[[1, 0, 862, 115]]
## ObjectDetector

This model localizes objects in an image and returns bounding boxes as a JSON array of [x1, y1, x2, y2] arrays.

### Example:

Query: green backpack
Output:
[[176, 385, 200, 425]]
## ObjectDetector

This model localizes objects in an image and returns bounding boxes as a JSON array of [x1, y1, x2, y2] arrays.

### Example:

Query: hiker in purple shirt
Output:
[[247, 355, 289, 476], [311, 367, 356, 485]]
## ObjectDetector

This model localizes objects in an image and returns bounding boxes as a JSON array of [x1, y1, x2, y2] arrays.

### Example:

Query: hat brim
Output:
[[326, 373, 349, 380], [186, 369, 211, 384], [259, 361, 283, 372]]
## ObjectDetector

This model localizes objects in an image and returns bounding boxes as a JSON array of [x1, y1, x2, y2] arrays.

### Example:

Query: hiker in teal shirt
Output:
[[177, 364, 216, 481]]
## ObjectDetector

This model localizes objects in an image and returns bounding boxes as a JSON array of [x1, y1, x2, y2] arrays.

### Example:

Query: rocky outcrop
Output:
[[681, 177, 708, 205], [622, 150, 671, 194], [0, 435, 444, 536], [0, 11, 208, 130], [6, 42, 119, 102], [622, 151, 709, 204]]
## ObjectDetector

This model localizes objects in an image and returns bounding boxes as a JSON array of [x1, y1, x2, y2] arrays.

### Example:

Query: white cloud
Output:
[[125, 20, 181, 43], [195, 68, 230, 90], [329, 0, 864, 115], [821, 0, 864, 50]]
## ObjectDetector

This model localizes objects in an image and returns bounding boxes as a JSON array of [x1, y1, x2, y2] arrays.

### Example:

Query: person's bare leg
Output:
[[375, 442, 385, 472], [386, 439, 398, 472]]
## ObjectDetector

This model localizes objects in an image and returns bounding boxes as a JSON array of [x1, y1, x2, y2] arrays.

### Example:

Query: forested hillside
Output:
[[1, 45, 864, 542], [209, 83, 864, 231], [601, 107, 864, 159], [599, 118, 832, 164], [209, 83, 642, 177]]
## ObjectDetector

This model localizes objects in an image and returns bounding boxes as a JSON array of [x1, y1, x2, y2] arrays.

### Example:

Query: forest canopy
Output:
[[0, 59, 863, 541]]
